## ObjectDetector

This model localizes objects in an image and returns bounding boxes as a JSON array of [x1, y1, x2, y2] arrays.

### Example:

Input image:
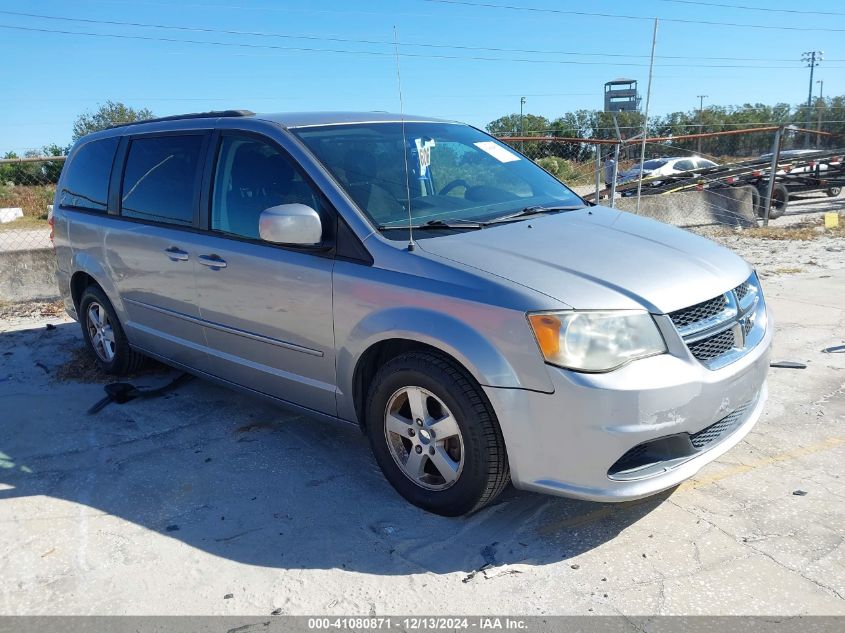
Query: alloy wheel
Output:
[[384, 386, 464, 491], [86, 302, 116, 363]]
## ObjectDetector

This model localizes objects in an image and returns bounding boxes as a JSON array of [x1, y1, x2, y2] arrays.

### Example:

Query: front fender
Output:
[[336, 306, 554, 423]]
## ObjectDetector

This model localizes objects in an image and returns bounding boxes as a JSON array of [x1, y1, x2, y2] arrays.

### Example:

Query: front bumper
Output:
[[484, 306, 773, 502]]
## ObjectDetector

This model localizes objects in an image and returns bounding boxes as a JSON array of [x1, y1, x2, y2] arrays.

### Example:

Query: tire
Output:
[[744, 185, 760, 218], [756, 182, 789, 220], [365, 351, 510, 516], [827, 187, 842, 198], [79, 285, 145, 375]]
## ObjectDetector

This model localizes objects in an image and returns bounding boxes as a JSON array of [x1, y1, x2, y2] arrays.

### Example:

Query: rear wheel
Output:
[[827, 187, 842, 198], [79, 285, 145, 375], [365, 351, 510, 516]]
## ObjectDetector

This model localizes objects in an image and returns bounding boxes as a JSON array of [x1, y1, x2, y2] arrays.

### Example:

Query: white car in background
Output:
[[617, 156, 719, 185]]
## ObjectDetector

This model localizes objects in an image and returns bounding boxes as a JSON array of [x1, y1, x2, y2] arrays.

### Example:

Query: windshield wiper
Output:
[[378, 219, 483, 231], [485, 205, 585, 224]]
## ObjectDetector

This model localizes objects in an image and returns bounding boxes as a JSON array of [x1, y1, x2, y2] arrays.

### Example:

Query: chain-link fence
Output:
[[0, 156, 65, 252], [1, 132, 842, 308]]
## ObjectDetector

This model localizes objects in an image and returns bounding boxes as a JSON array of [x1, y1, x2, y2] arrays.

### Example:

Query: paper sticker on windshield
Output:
[[474, 141, 520, 163], [415, 138, 435, 176]]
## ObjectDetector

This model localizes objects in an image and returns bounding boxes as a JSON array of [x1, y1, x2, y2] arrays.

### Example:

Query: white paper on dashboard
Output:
[[473, 141, 521, 163]]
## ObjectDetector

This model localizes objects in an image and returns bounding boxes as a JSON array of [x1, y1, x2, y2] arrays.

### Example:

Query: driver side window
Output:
[[211, 136, 321, 240]]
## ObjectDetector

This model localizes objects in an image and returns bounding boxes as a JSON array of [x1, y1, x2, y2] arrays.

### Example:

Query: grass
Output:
[[0, 215, 49, 231]]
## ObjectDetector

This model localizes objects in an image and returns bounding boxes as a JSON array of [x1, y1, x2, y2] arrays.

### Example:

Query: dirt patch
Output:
[[708, 215, 845, 241], [53, 345, 168, 384], [0, 299, 65, 322]]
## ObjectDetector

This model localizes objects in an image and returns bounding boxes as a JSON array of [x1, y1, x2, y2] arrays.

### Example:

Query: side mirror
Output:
[[258, 204, 322, 246]]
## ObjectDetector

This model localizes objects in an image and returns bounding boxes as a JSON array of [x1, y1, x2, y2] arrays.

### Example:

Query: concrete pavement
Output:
[[0, 270, 843, 615]]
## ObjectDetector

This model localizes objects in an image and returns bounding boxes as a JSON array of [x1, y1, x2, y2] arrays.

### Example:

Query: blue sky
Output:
[[1, 0, 843, 153]]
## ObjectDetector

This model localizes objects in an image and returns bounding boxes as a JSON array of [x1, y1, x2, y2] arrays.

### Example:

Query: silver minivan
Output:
[[53, 110, 772, 516]]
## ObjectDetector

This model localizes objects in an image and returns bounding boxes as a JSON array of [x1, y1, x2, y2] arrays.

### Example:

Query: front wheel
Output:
[[365, 351, 510, 516], [827, 187, 842, 198]]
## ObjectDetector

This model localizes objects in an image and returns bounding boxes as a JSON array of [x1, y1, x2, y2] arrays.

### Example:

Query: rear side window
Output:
[[121, 135, 204, 226], [59, 137, 118, 212]]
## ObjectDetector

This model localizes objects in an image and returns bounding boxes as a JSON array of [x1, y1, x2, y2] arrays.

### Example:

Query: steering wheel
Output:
[[438, 179, 470, 196]]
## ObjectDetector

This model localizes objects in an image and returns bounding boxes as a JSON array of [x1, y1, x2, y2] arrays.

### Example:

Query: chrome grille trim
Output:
[[669, 274, 766, 370], [687, 329, 736, 362]]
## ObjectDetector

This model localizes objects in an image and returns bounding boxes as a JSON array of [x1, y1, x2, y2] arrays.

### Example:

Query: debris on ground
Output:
[[0, 299, 65, 323], [54, 345, 167, 384], [770, 361, 808, 369]]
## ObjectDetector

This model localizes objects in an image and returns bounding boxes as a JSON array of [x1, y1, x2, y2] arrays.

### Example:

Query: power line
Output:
[[422, 0, 845, 32], [656, 0, 845, 17], [2, 10, 842, 63], [3, 23, 842, 69]]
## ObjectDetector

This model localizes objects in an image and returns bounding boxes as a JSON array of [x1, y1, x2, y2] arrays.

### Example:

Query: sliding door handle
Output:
[[198, 254, 227, 269], [164, 247, 189, 261]]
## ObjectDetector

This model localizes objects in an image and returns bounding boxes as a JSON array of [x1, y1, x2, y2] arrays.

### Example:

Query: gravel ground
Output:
[[693, 226, 845, 278]]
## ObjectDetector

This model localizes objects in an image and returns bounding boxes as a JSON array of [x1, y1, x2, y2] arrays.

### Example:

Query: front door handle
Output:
[[198, 254, 227, 269], [165, 246, 189, 261]]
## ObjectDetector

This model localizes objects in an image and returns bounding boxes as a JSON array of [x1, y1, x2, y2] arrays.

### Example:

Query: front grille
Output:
[[669, 295, 728, 330], [689, 401, 752, 449], [687, 329, 736, 362], [668, 275, 763, 369]]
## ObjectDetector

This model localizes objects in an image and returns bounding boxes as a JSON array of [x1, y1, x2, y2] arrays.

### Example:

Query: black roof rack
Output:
[[107, 109, 255, 130]]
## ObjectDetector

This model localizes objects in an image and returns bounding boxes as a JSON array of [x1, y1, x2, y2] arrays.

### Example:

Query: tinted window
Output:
[[211, 136, 321, 240], [59, 137, 118, 211], [697, 159, 717, 169], [674, 160, 694, 171], [121, 135, 203, 226]]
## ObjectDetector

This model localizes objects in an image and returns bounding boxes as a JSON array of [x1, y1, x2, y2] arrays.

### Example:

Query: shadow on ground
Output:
[[0, 322, 668, 576]]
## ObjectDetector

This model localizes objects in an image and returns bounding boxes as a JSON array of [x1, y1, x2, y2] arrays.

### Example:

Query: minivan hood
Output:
[[417, 206, 751, 314]]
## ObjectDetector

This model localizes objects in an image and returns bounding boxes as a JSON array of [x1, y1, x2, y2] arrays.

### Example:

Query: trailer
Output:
[[610, 149, 844, 220]]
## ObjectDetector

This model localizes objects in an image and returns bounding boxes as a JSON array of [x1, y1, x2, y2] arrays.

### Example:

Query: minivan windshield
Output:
[[293, 122, 584, 230]]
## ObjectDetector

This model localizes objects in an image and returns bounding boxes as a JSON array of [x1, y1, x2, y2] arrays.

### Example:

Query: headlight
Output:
[[527, 310, 666, 372]]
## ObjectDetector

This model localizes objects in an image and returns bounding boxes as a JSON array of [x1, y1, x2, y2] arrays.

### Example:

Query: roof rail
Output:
[[107, 109, 255, 130]]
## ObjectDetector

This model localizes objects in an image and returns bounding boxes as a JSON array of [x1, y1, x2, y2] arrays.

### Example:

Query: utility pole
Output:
[[801, 51, 823, 147], [816, 79, 824, 148], [696, 94, 708, 154], [635, 18, 658, 216], [519, 96, 526, 152]]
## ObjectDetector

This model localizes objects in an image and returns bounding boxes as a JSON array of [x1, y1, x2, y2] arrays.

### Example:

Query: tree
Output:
[[72, 101, 155, 141], [40, 143, 68, 183], [486, 113, 550, 137]]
